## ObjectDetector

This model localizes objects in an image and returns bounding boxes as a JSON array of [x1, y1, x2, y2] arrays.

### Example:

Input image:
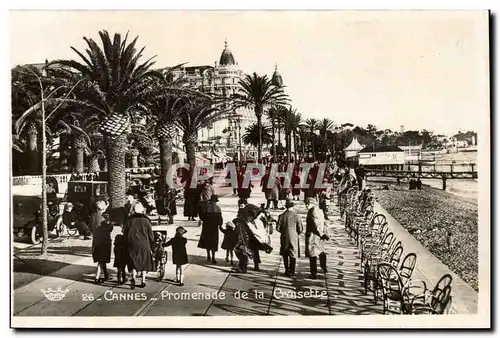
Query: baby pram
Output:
[[152, 230, 168, 281]]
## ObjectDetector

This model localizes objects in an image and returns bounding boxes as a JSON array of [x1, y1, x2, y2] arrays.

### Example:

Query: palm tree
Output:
[[146, 67, 191, 195], [177, 93, 232, 166], [232, 73, 288, 162], [242, 123, 272, 149], [290, 111, 302, 162], [297, 125, 308, 161], [304, 118, 319, 161], [317, 118, 334, 161], [266, 106, 279, 160], [50, 30, 159, 208], [278, 106, 297, 162]]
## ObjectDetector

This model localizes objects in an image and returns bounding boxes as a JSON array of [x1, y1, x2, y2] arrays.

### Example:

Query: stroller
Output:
[[152, 231, 168, 281]]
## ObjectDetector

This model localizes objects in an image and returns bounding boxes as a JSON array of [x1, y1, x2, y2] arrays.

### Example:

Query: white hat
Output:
[[134, 203, 145, 214]]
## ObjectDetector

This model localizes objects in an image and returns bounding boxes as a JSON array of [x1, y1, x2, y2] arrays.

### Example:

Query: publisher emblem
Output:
[[41, 287, 70, 301]]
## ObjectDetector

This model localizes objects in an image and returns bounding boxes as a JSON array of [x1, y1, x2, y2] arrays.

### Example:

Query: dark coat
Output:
[[291, 173, 301, 196], [113, 241, 130, 269], [92, 223, 113, 263], [164, 235, 188, 265], [89, 210, 104, 234], [277, 209, 303, 257], [184, 184, 200, 217], [233, 218, 253, 259], [220, 227, 237, 250], [164, 188, 178, 216], [125, 214, 154, 271], [237, 173, 253, 199], [200, 184, 214, 201], [198, 201, 223, 251]]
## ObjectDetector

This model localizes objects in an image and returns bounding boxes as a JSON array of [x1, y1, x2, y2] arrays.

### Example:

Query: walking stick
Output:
[[297, 236, 301, 258]]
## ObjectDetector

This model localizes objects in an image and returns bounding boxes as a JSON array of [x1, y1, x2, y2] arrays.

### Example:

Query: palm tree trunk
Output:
[[158, 136, 173, 197], [75, 148, 85, 173], [89, 154, 100, 172], [256, 108, 263, 163], [106, 134, 127, 208], [301, 136, 306, 160], [130, 149, 139, 169], [183, 132, 197, 166], [271, 121, 276, 161], [293, 131, 298, 162]]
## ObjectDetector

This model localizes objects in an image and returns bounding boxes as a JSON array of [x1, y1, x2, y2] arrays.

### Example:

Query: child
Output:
[[163, 226, 188, 286], [113, 234, 128, 285], [219, 222, 237, 264], [152, 232, 168, 279], [92, 213, 114, 284]]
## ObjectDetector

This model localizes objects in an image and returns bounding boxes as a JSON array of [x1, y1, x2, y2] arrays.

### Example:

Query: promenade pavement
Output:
[[13, 187, 383, 316]]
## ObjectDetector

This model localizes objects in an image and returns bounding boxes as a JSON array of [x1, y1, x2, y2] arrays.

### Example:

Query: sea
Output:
[[420, 150, 478, 202]]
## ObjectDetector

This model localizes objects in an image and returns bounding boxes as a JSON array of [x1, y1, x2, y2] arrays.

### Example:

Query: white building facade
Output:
[[358, 146, 405, 166]]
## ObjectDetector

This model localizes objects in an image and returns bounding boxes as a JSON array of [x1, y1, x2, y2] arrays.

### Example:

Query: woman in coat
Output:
[[198, 195, 223, 264], [89, 200, 107, 234], [125, 203, 154, 289], [305, 198, 329, 279], [92, 212, 113, 283], [233, 208, 255, 273]]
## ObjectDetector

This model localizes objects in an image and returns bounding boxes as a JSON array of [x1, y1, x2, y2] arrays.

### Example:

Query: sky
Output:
[[9, 10, 489, 136]]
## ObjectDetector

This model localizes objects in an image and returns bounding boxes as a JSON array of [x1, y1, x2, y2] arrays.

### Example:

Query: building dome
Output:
[[219, 39, 236, 66], [271, 64, 283, 86]]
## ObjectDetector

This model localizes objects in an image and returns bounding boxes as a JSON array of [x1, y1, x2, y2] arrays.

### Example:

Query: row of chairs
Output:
[[339, 186, 453, 315]]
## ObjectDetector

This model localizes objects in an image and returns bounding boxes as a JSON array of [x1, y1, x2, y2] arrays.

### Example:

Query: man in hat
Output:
[[276, 198, 303, 277], [305, 197, 330, 279]]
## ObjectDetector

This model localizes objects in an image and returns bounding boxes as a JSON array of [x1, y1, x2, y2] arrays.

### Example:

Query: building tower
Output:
[[271, 63, 283, 86]]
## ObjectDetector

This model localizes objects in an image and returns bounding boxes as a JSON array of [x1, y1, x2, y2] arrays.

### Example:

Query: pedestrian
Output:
[[305, 198, 330, 279], [291, 169, 301, 201], [165, 186, 178, 224], [92, 212, 114, 284], [113, 233, 129, 285], [318, 178, 331, 220], [233, 207, 255, 273], [245, 205, 274, 270], [183, 171, 200, 221], [163, 226, 188, 286], [219, 221, 237, 264], [268, 175, 281, 210], [278, 175, 289, 209], [200, 179, 214, 201], [355, 164, 366, 190], [198, 195, 223, 264], [237, 170, 253, 199], [276, 198, 304, 277], [89, 200, 107, 235], [124, 203, 154, 289]]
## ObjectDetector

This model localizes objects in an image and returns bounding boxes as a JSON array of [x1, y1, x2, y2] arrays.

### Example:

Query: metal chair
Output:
[[389, 243, 404, 269], [399, 253, 417, 286], [409, 274, 453, 314], [376, 263, 411, 314]]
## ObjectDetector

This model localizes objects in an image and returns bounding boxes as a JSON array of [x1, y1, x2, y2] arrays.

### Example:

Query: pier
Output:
[[365, 162, 478, 191]]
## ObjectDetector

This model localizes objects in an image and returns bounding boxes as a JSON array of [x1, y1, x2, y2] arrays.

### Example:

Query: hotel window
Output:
[[371, 154, 376, 157]]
